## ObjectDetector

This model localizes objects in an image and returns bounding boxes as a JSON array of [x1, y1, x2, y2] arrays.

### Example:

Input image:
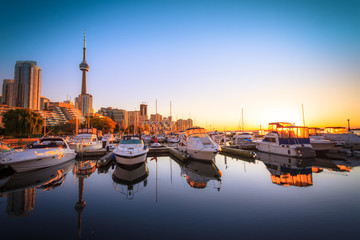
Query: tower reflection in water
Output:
[[112, 162, 149, 200], [0, 160, 74, 216], [73, 160, 96, 240], [256, 152, 314, 187], [180, 160, 222, 190]]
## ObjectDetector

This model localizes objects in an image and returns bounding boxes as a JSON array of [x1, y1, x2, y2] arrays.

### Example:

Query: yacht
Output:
[[308, 128, 336, 152], [167, 133, 180, 143], [1, 137, 76, 172], [178, 127, 221, 161], [113, 135, 149, 165], [142, 134, 152, 143], [232, 132, 256, 149], [68, 128, 102, 151], [255, 122, 316, 158], [112, 162, 149, 200], [323, 127, 360, 145]]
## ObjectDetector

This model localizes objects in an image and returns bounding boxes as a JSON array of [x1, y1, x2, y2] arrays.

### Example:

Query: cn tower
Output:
[[79, 30, 89, 94], [75, 30, 93, 116]]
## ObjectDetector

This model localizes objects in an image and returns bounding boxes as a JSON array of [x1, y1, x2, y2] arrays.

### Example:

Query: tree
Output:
[[3, 109, 44, 135], [90, 116, 116, 133]]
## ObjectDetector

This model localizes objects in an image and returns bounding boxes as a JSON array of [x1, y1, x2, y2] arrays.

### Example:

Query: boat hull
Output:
[[114, 152, 148, 165], [178, 145, 218, 161], [256, 142, 315, 158], [5, 150, 76, 172]]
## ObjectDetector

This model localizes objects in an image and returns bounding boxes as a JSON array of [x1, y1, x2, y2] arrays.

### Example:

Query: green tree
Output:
[[3, 109, 44, 135]]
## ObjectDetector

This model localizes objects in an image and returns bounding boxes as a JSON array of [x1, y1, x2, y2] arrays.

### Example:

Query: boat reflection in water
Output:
[[181, 160, 222, 190], [0, 159, 75, 216], [256, 152, 314, 187], [112, 162, 149, 200]]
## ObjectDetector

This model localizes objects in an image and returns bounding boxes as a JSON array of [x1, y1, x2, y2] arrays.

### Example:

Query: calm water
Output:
[[1, 153, 360, 240]]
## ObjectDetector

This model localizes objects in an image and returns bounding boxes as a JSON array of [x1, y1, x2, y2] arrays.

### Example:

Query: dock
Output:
[[221, 146, 255, 159], [96, 151, 114, 168], [77, 148, 108, 158], [168, 147, 189, 161]]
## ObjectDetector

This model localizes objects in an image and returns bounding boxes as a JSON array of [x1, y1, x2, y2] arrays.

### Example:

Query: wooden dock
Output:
[[96, 151, 114, 168], [77, 148, 108, 158], [168, 147, 189, 161], [221, 146, 255, 159]]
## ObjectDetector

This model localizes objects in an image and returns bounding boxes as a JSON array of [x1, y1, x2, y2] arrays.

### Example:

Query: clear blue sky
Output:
[[1, 0, 359, 129]]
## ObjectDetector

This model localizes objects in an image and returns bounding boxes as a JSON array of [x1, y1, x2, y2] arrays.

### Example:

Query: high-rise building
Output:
[[140, 103, 148, 122], [128, 111, 140, 128], [2, 79, 15, 106], [75, 30, 93, 116], [14, 61, 41, 110]]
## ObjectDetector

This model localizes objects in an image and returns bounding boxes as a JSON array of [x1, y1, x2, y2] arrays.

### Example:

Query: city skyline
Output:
[[1, 0, 359, 130]]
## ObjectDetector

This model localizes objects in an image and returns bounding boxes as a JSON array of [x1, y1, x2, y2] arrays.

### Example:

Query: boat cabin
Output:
[[268, 122, 294, 132], [308, 127, 323, 136], [32, 138, 68, 149], [120, 135, 143, 144], [324, 127, 348, 134]]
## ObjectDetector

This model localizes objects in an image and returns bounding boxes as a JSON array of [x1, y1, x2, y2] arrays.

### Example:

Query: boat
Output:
[[142, 134, 152, 143], [113, 135, 149, 165], [323, 127, 360, 146], [232, 132, 256, 149], [255, 122, 316, 158], [68, 128, 102, 151], [1, 137, 76, 172], [167, 133, 180, 143], [152, 134, 165, 143], [112, 162, 149, 200], [308, 127, 336, 152], [178, 127, 221, 161]]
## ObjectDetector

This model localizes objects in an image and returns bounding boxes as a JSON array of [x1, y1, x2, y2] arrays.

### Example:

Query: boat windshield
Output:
[[277, 127, 309, 139], [186, 128, 207, 136], [120, 139, 142, 144], [188, 133, 208, 138], [0, 143, 14, 152], [32, 139, 67, 149]]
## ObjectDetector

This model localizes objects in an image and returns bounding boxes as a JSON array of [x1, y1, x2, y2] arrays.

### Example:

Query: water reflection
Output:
[[73, 160, 96, 240], [0, 159, 74, 216], [256, 152, 313, 187], [180, 160, 222, 190], [112, 163, 149, 200]]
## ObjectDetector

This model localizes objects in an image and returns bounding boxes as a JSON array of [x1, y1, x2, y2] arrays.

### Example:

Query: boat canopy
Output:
[[186, 127, 207, 136], [277, 126, 309, 139], [308, 128, 322, 136], [268, 122, 294, 132], [324, 127, 348, 134]]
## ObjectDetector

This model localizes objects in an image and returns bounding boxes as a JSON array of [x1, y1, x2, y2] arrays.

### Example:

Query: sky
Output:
[[0, 0, 359, 130]]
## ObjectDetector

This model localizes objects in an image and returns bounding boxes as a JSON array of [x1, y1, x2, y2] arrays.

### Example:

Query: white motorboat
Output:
[[102, 133, 115, 143], [68, 128, 102, 151], [255, 122, 316, 158], [112, 162, 149, 200], [113, 135, 149, 165], [1, 137, 76, 172], [142, 134, 152, 143], [178, 127, 221, 161], [167, 133, 180, 143], [323, 127, 360, 146], [308, 127, 336, 152], [232, 132, 256, 149]]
